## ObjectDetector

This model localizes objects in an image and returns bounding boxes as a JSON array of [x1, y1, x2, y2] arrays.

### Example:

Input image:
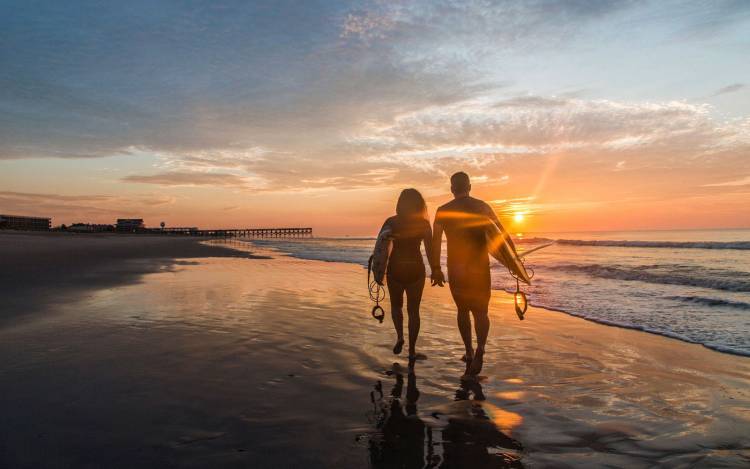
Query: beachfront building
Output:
[[116, 218, 145, 233], [0, 214, 51, 231]]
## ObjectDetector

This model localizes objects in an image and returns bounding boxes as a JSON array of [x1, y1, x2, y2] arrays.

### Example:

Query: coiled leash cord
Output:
[[367, 256, 386, 323], [510, 263, 534, 321], [507, 240, 554, 320]]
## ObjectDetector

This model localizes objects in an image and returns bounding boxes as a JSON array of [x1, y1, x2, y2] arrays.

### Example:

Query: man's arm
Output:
[[430, 210, 445, 286], [485, 203, 517, 252]]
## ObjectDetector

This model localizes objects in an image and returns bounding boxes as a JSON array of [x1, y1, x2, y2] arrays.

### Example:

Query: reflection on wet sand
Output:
[[368, 366, 523, 468], [3, 241, 749, 467], [368, 370, 430, 468]]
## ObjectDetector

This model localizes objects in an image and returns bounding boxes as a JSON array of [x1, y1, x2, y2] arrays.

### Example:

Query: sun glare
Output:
[[513, 212, 525, 223]]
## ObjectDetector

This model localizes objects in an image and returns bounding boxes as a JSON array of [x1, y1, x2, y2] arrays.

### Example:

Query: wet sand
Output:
[[1, 235, 748, 468], [0, 232, 266, 324]]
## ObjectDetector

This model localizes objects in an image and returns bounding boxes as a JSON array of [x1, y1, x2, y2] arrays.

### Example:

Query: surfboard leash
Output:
[[513, 277, 528, 320], [510, 262, 533, 321], [367, 255, 386, 323], [509, 242, 553, 320]]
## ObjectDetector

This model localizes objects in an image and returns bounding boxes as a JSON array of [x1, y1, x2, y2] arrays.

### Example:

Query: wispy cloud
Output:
[[113, 94, 749, 194], [702, 176, 750, 187], [712, 83, 746, 96], [341, 10, 395, 41], [351, 97, 749, 160], [0, 191, 175, 221], [122, 171, 258, 188]]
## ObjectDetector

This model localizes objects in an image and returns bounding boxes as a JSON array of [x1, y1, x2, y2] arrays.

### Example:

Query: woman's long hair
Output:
[[395, 188, 428, 222]]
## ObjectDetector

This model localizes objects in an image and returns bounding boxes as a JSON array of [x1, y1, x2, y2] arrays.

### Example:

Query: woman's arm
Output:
[[430, 213, 445, 286], [422, 220, 434, 265]]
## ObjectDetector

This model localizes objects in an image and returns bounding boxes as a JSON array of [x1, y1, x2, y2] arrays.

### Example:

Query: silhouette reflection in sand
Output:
[[367, 366, 523, 468]]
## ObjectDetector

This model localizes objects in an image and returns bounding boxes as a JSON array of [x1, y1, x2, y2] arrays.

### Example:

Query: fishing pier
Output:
[[154, 227, 313, 238]]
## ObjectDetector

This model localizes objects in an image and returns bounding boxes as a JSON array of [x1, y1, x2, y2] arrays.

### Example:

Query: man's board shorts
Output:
[[448, 263, 491, 312]]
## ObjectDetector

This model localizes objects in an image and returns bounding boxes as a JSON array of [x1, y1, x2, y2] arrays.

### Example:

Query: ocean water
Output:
[[244, 229, 750, 357]]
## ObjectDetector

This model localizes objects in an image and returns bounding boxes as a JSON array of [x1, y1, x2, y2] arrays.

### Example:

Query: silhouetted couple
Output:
[[379, 172, 513, 378]]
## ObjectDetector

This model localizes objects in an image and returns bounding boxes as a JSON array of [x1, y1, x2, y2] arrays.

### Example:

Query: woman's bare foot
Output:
[[467, 347, 484, 376], [393, 338, 404, 355], [461, 349, 474, 362]]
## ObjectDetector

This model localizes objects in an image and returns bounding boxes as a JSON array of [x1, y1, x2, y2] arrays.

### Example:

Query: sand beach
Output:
[[1, 233, 748, 468], [4, 2, 750, 467]]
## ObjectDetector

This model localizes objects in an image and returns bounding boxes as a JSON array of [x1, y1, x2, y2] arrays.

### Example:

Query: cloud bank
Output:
[[1, 0, 749, 230]]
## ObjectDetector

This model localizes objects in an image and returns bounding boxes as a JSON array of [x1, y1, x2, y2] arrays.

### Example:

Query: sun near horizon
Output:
[[1, 1, 749, 236]]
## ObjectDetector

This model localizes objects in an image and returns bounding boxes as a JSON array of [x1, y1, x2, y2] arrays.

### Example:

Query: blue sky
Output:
[[1, 0, 748, 233]]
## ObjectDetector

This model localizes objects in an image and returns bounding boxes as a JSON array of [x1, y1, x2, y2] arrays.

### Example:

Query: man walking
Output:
[[429, 172, 513, 378]]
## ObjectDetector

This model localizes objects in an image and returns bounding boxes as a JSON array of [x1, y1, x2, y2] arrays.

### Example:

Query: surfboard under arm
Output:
[[485, 223, 532, 284], [370, 225, 393, 285]]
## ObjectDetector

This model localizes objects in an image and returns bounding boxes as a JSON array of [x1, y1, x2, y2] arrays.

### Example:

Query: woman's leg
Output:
[[404, 276, 425, 357], [387, 277, 406, 354]]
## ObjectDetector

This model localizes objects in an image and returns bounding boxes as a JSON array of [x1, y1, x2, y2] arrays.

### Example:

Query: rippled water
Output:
[[246, 229, 750, 356]]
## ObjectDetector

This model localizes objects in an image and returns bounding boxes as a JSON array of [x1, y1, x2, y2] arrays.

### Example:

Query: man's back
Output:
[[435, 196, 498, 271]]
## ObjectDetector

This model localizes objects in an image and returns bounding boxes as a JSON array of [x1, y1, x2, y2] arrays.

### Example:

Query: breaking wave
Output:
[[666, 296, 750, 310], [244, 234, 750, 357], [518, 301, 750, 357], [547, 263, 750, 292], [555, 239, 750, 250]]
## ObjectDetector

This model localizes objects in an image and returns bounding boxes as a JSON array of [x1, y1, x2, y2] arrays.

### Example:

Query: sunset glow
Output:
[[2, 4, 749, 466], [1, 2, 748, 235]]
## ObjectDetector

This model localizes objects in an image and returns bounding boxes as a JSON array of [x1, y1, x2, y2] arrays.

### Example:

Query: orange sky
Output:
[[1, 2, 749, 235]]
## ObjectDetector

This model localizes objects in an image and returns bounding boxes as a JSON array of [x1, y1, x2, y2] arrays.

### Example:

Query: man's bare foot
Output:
[[467, 347, 484, 376], [393, 339, 404, 355], [461, 349, 474, 363]]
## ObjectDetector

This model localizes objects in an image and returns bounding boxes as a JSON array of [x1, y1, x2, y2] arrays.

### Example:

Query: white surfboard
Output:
[[370, 225, 393, 285], [486, 223, 532, 285]]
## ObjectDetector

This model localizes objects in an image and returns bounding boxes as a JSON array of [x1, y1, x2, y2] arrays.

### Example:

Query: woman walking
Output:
[[378, 189, 435, 361]]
